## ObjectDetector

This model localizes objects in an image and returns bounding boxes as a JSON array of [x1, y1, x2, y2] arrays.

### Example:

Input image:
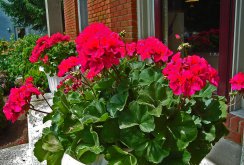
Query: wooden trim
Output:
[[218, 0, 235, 97], [154, 0, 162, 40]]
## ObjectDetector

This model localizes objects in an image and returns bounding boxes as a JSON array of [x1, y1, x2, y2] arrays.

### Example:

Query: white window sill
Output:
[[230, 109, 244, 118]]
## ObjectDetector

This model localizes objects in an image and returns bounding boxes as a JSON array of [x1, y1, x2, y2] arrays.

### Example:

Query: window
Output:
[[15, 27, 26, 39], [232, 0, 244, 111], [162, 0, 220, 69], [77, 0, 88, 32], [137, 0, 155, 39]]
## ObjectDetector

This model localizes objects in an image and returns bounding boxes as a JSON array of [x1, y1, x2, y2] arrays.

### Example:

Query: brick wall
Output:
[[225, 113, 244, 144], [63, 0, 79, 40], [87, 0, 137, 42]]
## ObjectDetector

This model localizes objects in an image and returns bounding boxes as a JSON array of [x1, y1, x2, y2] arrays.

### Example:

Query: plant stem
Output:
[[80, 73, 97, 98], [112, 65, 121, 80], [41, 93, 52, 110], [105, 69, 118, 82], [228, 94, 243, 107], [29, 107, 50, 114]]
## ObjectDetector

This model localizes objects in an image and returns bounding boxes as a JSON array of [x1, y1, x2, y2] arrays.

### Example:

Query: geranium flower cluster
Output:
[[57, 73, 82, 94], [57, 56, 80, 77], [137, 37, 173, 62], [3, 77, 41, 123], [29, 33, 70, 63], [75, 23, 125, 79], [230, 72, 244, 92], [163, 53, 219, 96]]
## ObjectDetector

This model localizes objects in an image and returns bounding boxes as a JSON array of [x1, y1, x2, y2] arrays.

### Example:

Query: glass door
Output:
[[162, 0, 220, 69]]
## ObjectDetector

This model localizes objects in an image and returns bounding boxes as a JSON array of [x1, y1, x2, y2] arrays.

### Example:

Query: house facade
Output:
[[0, 8, 14, 40], [52, 0, 244, 145]]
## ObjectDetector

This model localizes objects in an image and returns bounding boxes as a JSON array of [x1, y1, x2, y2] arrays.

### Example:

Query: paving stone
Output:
[[0, 144, 31, 165], [28, 93, 53, 165]]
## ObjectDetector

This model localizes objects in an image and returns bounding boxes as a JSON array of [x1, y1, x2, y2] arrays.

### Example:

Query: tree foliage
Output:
[[0, 0, 46, 31]]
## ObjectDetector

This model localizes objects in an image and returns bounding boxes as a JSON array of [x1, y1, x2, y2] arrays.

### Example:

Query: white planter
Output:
[[39, 66, 64, 93], [62, 154, 108, 165], [46, 74, 64, 93]]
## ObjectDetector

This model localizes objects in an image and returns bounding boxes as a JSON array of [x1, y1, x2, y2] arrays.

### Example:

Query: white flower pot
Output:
[[46, 74, 64, 93], [62, 154, 108, 165], [39, 66, 64, 93]]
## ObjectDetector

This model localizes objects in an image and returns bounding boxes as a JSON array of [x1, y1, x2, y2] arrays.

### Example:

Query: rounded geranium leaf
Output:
[[119, 101, 155, 133], [167, 112, 197, 150]]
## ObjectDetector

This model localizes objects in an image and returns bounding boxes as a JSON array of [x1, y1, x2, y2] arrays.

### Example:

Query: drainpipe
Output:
[[163, 0, 168, 45]]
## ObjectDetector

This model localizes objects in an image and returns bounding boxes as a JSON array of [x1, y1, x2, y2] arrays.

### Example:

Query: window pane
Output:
[[165, 0, 220, 69]]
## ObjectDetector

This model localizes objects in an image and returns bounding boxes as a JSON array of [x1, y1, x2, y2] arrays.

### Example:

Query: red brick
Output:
[[230, 116, 241, 132], [238, 120, 244, 137], [225, 131, 241, 144]]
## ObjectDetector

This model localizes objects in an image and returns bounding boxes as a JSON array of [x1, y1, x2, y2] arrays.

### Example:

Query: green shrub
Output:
[[0, 34, 48, 91], [0, 88, 7, 131]]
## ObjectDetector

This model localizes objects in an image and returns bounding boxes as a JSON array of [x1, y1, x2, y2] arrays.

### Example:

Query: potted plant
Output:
[[2, 23, 244, 165], [29, 33, 76, 93], [33, 23, 228, 165]]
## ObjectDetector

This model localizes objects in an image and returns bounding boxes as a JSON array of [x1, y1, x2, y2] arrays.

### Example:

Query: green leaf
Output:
[[106, 146, 137, 165], [129, 61, 145, 70], [42, 133, 64, 152], [53, 92, 70, 114], [146, 140, 169, 163], [83, 91, 95, 100], [219, 99, 228, 119], [161, 150, 190, 165], [195, 84, 217, 98], [119, 101, 155, 133], [93, 78, 114, 91], [101, 119, 120, 143], [139, 67, 162, 86], [67, 92, 82, 104], [201, 99, 223, 122], [203, 125, 216, 142], [65, 122, 84, 134], [71, 100, 109, 125], [107, 91, 129, 117], [34, 129, 64, 165], [167, 112, 197, 150], [34, 138, 51, 162], [75, 127, 104, 163], [188, 133, 212, 165], [78, 151, 97, 164], [148, 105, 163, 118], [137, 83, 169, 117], [120, 127, 148, 152]]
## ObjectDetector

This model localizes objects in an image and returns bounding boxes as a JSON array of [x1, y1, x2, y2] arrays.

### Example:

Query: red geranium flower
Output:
[[75, 23, 125, 79], [126, 42, 137, 56], [57, 56, 80, 77], [29, 33, 70, 63], [3, 77, 41, 123], [163, 54, 219, 96], [230, 72, 244, 91], [137, 37, 173, 62]]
